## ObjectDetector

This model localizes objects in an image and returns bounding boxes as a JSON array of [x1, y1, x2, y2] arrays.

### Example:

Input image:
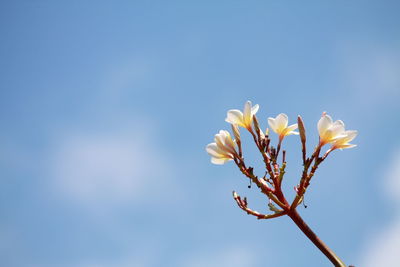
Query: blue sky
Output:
[[1, 1, 400, 266]]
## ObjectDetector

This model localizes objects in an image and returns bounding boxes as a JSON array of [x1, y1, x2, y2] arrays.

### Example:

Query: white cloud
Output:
[[339, 41, 400, 107], [49, 122, 178, 209], [359, 147, 400, 267], [361, 218, 400, 267], [384, 148, 400, 203]]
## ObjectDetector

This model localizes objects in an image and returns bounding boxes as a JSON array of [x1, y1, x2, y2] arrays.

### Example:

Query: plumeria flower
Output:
[[268, 113, 299, 140], [317, 114, 346, 145], [331, 130, 358, 150], [225, 101, 259, 130], [206, 130, 237, 165]]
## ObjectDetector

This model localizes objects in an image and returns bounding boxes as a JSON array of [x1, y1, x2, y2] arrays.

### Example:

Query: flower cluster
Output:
[[206, 101, 357, 166], [205, 101, 357, 267]]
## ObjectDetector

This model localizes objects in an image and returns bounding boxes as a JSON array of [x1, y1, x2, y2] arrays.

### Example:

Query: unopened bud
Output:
[[297, 115, 306, 144]]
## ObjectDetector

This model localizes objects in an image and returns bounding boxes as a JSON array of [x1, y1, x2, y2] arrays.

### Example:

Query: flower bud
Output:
[[297, 115, 306, 145]]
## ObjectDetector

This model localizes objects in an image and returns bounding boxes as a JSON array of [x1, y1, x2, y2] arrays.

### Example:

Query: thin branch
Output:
[[234, 159, 287, 209], [233, 191, 286, 220], [247, 126, 275, 179], [290, 144, 322, 209], [290, 145, 335, 209]]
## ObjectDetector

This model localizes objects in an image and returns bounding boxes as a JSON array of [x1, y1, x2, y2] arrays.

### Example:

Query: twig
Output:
[[233, 191, 286, 220]]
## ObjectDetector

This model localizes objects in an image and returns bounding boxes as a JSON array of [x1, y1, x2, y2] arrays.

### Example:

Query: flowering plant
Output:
[[206, 101, 357, 267]]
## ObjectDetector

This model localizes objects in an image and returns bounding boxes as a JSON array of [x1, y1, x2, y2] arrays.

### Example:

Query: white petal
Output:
[[286, 123, 298, 132], [268, 118, 277, 132], [206, 143, 224, 157], [335, 143, 357, 150], [243, 101, 252, 124], [225, 109, 244, 125], [217, 130, 229, 140], [284, 125, 299, 136], [219, 130, 232, 145], [344, 130, 358, 142], [223, 133, 237, 154], [219, 130, 230, 138], [342, 144, 357, 149], [275, 113, 288, 130], [225, 135, 236, 151], [251, 104, 259, 115], [215, 134, 227, 151], [211, 157, 231, 165], [280, 123, 298, 136], [333, 120, 345, 128], [318, 115, 333, 136], [330, 121, 345, 137], [215, 131, 236, 155]]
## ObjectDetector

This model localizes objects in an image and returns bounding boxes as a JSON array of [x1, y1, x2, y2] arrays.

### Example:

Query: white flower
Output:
[[225, 101, 259, 130], [317, 114, 346, 145], [268, 113, 298, 139], [331, 130, 358, 150], [206, 130, 237, 165]]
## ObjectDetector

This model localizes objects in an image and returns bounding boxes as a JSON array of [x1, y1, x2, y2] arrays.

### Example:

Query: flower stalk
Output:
[[206, 101, 358, 267], [288, 209, 347, 267]]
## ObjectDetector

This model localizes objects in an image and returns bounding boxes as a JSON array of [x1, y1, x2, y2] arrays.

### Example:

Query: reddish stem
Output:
[[288, 209, 346, 267]]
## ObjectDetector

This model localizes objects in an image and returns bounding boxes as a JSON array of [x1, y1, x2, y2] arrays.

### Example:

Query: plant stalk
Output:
[[288, 209, 347, 267]]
